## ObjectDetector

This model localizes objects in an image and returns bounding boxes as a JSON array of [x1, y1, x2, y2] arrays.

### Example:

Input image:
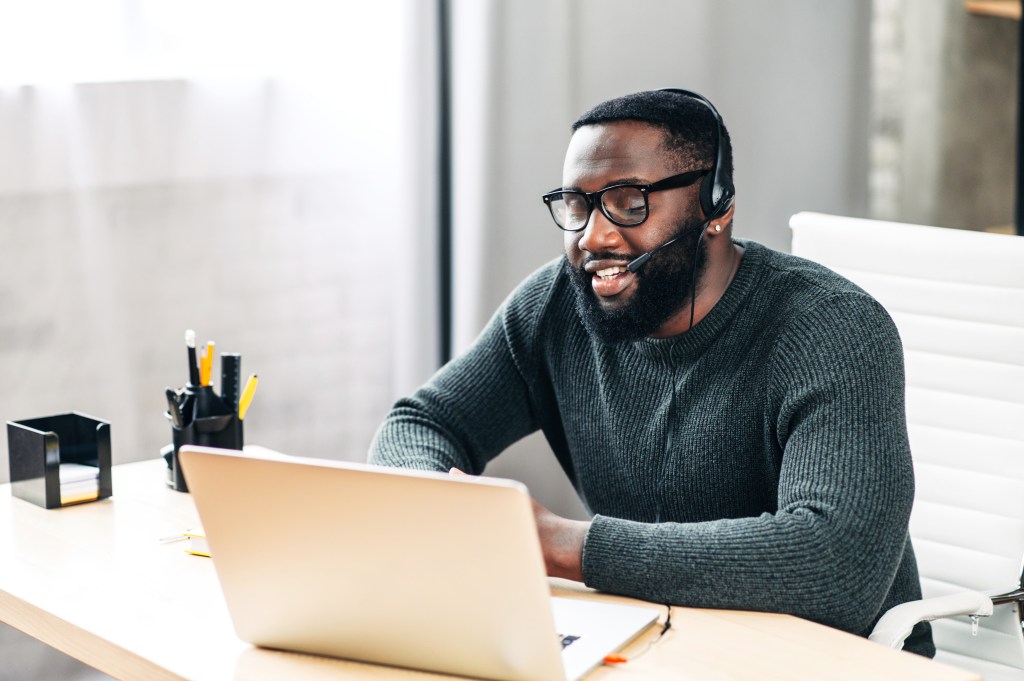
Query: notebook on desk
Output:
[[178, 445, 659, 681]]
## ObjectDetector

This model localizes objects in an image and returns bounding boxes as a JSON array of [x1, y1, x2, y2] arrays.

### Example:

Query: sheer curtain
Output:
[[1, 5, 437, 676], [0, 1, 438, 479]]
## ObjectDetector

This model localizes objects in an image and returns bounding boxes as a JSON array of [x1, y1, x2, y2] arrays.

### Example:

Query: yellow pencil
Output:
[[238, 374, 259, 420], [199, 341, 215, 386]]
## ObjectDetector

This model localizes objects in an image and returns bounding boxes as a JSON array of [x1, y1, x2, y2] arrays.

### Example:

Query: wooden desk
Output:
[[0, 460, 978, 681]]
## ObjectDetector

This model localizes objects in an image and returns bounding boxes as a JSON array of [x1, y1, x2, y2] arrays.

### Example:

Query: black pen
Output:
[[165, 387, 184, 428], [185, 329, 200, 386]]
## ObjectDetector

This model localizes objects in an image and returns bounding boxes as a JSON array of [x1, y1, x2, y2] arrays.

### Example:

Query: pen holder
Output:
[[164, 385, 242, 493], [6, 412, 113, 509]]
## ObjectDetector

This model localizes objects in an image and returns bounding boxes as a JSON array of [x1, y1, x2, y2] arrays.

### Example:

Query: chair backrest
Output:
[[789, 212, 1024, 677]]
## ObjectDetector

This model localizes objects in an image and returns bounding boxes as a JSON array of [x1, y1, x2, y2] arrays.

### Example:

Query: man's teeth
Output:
[[595, 266, 627, 279]]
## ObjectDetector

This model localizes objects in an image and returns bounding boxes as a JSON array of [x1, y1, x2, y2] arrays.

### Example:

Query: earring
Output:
[[713, 224, 722, 233]]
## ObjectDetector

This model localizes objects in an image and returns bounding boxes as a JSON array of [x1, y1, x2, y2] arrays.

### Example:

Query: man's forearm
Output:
[[532, 499, 588, 582]]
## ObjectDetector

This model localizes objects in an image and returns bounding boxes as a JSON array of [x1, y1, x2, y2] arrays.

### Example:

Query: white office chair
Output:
[[789, 212, 1024, 681]]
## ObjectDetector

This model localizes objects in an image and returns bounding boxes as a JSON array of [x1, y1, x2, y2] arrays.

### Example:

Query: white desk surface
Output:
[[0, 459, 978, 681]]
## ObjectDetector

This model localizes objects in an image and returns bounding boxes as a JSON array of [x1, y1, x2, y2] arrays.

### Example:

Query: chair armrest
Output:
[[869, 591, 994, 650]]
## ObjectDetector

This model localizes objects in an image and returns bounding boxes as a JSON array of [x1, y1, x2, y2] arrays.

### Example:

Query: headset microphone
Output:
[[625, 222, 712, 334], [626, 236, 682, 273]]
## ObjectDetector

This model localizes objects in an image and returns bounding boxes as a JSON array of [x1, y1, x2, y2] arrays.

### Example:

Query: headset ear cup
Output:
[[701, 173, 729, 220], [699, 174, 716, 219], [657, 87, 734, 220], [718, 186, 735, 219], [703, 171, 735, 221]]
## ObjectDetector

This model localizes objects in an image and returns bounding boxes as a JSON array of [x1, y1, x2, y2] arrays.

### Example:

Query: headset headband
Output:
[[657, 88, 734, 220]]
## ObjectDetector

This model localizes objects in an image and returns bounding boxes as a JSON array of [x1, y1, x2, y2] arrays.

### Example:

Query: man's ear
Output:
[[707, 201, 736, 236]]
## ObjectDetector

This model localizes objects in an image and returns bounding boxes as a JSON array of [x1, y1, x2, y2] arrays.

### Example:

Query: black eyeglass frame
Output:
[[541, 168, 709, 232]]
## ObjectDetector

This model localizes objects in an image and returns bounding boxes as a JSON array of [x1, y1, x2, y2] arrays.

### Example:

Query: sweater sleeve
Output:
[[580, 292, 915, 636], [368, 264, 557, 474]]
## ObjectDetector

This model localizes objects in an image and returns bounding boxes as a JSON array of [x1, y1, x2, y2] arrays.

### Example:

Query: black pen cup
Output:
[[6, 412, 113, 509], [164, 385, 242, 493]]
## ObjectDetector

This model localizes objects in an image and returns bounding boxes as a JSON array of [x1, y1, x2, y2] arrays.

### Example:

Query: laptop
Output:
[[178, 445, 659, 681]]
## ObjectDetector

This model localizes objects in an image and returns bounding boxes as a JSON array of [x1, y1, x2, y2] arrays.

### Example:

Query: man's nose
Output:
[[577, 207, 625, 253]]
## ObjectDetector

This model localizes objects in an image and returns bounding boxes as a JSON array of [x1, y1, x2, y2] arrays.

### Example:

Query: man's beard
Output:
[[565, 216, 709, 344]]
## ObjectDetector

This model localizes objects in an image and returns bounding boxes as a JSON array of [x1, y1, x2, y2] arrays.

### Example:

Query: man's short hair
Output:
[[571, 90, 734, 196]]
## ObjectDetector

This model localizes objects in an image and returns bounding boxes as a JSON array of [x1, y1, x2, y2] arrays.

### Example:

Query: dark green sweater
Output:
[[370, 240, 933, 656]]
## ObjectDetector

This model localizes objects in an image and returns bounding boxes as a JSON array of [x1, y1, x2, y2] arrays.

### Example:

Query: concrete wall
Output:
[[873, 0, 1018, 230]]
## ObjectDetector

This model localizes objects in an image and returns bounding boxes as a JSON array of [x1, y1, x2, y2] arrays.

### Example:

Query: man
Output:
[[369, 89, 933, 656]]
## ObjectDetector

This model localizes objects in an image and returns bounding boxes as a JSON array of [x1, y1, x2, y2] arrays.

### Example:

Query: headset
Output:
[[657, 88, 734, 222], [626, 88, 736, 277]]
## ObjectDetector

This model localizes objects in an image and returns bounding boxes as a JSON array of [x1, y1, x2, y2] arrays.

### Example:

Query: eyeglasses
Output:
[[541, 169, 709, 232]]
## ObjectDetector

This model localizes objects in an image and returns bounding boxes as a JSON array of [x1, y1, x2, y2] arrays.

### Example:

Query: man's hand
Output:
[[450, 467, 590, 583]]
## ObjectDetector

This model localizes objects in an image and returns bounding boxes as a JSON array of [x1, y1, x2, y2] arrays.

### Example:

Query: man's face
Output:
[[561, 121, 708, 343]]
